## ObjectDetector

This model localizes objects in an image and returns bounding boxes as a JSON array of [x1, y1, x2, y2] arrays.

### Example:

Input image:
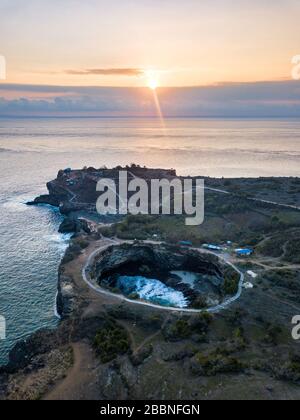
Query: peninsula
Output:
[[1, 166, 300, 400]]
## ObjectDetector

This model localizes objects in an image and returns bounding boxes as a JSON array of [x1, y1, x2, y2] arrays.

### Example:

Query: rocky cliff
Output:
[[27, 166, 178, 216], [92, 243, 236, 309]]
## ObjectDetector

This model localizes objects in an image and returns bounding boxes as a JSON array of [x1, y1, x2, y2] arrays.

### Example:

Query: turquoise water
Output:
[[0, 117, 299, 365], [117, 275, 188, 308]]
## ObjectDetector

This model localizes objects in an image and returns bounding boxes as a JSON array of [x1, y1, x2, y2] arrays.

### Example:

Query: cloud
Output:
[[65, 68, 144, 77], [0, 81, 300, 117]]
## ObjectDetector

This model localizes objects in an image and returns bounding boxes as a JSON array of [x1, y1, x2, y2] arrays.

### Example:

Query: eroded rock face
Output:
[[94, 244, 222, 277], [56, 274, 76, 319], [58, 218, 91, 234], [26, 166, 178, 215], [92, 243, 234, 309]]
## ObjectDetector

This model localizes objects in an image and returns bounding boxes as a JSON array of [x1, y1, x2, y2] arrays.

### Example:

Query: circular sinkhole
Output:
[[90, 243, 241, 310]]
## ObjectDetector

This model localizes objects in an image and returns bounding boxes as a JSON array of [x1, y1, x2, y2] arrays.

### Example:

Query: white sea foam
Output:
[[54, 291, 61, 319], [171, 271, 199, 287], [46, 233, 71, 245], [2, 199, 29, 212], [117, 276, 188, 308], [47, 233, 71, 243]]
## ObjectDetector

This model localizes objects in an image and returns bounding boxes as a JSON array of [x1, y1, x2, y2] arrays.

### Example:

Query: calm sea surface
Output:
[[0, 117, 299, 364]]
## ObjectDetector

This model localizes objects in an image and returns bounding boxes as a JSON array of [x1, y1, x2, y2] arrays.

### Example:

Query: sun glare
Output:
[[145, 71, 159, 90], [148, 77, 158, 90]]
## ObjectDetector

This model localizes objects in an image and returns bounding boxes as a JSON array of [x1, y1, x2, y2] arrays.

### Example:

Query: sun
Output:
[[148, 77, 158, 90], [145, 71, 159, 90]]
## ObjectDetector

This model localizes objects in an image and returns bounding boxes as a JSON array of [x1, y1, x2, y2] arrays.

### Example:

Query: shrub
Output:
[[264, 324, 283, 345], [192, 296, 207, 309], [163, 319, 192, 341], [223, 276, 239, 295], [191, 351, 244, 376], [93, 321, 130, 363], [77, 239, 89, 249], [128, 293, 139, 300], [190, 312, 213, 333]]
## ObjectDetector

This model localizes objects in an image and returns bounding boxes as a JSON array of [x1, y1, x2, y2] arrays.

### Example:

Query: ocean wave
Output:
[[2, 199, 29, 212], [46, 233, 72, 244], [117, 275, 188, 308]]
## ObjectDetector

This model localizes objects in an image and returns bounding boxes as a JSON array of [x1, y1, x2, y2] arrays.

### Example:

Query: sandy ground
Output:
[[44, 342, 100, 400]]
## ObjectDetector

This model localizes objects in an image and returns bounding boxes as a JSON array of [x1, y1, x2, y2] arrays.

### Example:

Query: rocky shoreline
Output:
[[1, 167, 300, 400]]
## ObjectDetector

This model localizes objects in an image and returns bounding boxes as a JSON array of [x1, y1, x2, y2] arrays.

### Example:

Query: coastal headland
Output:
[[1, 166, 300, 400]]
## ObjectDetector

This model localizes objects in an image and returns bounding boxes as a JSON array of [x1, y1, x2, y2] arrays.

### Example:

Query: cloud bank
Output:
[[0, 81, 300, 117], [65, 68, 143, 76]]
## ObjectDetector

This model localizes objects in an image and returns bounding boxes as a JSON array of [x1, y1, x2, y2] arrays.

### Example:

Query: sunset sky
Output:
[[0, 0, 300, 116]]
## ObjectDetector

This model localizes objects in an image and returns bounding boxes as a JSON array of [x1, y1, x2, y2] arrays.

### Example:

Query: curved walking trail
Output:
[[82, 238, 245, 314], [44, 342, 99, 401], [205, 186, 300, 211]]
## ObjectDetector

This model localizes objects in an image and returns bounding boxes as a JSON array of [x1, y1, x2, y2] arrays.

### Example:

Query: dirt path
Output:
[[118, 320, 137, 351], [44, 342, 99, 401], [133, 316, 170, 356], [250, 259, 300, 271], [264, 292, 300, 313], [82, 239, 245, 314]]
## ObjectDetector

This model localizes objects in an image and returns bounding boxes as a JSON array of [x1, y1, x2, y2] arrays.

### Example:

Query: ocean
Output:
[[0, 117, 299, 365]]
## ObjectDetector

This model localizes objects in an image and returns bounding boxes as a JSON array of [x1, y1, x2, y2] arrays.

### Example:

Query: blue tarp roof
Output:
[[235, 248, 253, 255]]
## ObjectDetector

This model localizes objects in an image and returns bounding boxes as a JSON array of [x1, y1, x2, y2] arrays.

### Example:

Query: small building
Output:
[[235, 248, 253, 257], [247, 270, 258, 279], [243, 282, 254, 289], [203, 244, 222, 252]]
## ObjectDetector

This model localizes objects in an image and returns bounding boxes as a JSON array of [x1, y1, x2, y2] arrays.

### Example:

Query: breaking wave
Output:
[[117, 275, 189, 308]]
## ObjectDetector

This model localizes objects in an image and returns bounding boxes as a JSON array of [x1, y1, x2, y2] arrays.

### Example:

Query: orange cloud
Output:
[[65, 68, 143, 77]]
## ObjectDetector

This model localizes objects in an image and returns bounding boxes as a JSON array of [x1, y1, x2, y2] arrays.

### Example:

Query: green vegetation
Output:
[[192, 295, 208, 309], [111, 287, 121, 294], [128, 292, 139, 300], [256, 236, 284, 258], [191, 350, 245, 376], [93, 321, 131, 363], [164, 313, 213, 342], [284, 238, 300, 264], [222, 269, 240, 295], [76, 239, 89, 249], [190, 312, 213, 331], [227, 308, 246, 327], [286, 355, 300, 380], [263, 270, 300, 292], [62, 243, 82, 263], [263, 324, 283, 345], [233, 327, 247, 350], [167, 319, 191, 340], [100, 189, 299, 248], [256, 229, 300, 263], [268, 354, 300, 383]]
